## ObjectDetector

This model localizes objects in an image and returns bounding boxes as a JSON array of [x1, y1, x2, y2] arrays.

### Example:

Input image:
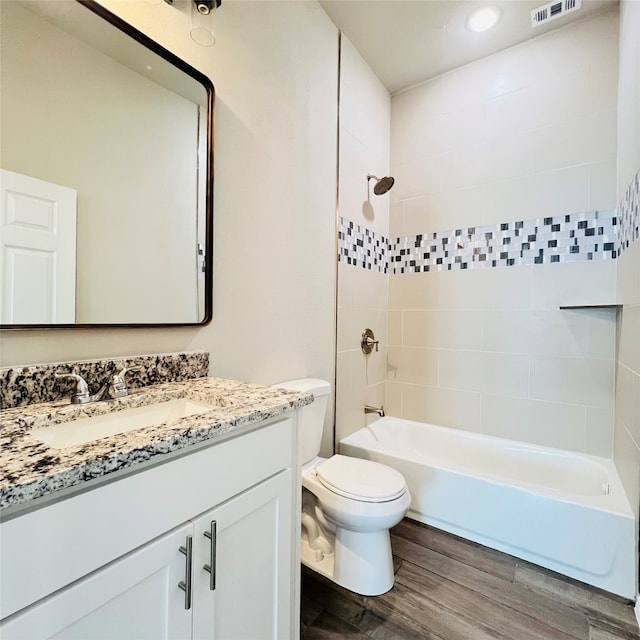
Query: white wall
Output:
[[614, 0, 640, 518], [387, 10, 620, 455], [335, 36, 390, 443], [0, 1, 339, 449]]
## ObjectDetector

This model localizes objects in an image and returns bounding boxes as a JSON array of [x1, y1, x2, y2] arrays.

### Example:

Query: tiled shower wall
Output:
[[614, 0, 640, 520], [335, 35, 391, 444], [382, 9, 620, 455]]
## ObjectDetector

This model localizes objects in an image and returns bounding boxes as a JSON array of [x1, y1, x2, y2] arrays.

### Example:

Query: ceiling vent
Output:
[[531, 0, 582, 27]]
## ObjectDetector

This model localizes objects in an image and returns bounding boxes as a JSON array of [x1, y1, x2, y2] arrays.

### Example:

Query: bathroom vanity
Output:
[[0, 366, 310, 639]]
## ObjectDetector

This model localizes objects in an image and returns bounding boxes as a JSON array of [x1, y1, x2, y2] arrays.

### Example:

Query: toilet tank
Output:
[[272, 379, 331, 464]]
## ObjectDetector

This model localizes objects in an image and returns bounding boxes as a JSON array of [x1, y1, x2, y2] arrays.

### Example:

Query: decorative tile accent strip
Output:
[[338, 217, 387, 273], [388, 211, 616, 274], [338, 211, 617, 274], [617, 169, 640, 257], [0, 351, 209, 410]]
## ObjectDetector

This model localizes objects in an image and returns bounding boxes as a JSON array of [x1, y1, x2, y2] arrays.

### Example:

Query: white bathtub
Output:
[[340, 417, 637, 599]]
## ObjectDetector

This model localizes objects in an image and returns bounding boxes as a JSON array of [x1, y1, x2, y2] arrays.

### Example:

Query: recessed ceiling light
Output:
[[466, 6, 501, 32]]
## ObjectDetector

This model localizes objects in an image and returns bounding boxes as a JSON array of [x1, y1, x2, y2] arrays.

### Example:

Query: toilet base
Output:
[[301, 526, 395, 596]]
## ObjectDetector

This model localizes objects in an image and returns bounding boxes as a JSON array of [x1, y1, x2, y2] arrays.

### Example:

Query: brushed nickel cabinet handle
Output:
[[203, 520, 217, 591], [178, 535, 193, 609]]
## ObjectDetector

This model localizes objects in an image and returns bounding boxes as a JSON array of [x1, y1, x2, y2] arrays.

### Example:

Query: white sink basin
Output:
[[30, 398, 217, 449]]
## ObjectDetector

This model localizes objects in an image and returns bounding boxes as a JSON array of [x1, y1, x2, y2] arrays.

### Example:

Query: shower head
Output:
[[367, 174, 395, 196]]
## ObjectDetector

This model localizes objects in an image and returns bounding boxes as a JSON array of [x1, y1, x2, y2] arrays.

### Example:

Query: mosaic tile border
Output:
[[388, 211, 616, 274], [338, 218, 388, 273], [338, 211, 617, 274], [0, 351, 209, 410], [617, 169, 640, 257]]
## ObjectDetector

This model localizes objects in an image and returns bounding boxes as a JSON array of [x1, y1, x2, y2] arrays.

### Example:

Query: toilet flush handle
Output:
[[361, 328, 379, 354]]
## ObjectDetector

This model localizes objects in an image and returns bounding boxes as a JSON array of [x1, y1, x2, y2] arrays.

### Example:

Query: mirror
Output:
[[0, 0, 214, 328]]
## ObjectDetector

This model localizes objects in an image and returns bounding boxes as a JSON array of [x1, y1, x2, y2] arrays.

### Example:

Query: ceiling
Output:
[[319, 0, 619, 94]]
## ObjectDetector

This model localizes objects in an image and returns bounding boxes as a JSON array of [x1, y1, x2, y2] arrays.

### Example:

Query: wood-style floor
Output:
[[301, 518, 640, 640]]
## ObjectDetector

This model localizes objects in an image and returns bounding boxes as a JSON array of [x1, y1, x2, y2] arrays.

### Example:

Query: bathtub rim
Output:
[[340, 416, 634, 516]]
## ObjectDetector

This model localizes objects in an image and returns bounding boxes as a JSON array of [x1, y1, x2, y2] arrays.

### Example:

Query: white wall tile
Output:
[[388, 272, 440, 310], [440, 53, 521, 111], [482, 175, 541, 225], [530, 355, 615, 409], [402, 310, 483, 350], [389, 200, 405, 237], [585, 407, 614, 456], [529, 116, 592, 174], [337, 306, 385, 353], [588, 109, 618, 165], [486, 70, 590, 139], [617, 239, 640, 308], [440, 184, 492, 228], [403, 196, 440, 236], [531, 260, 616, 309], [613, 421, 640, 519], [589, 160, 618, 211], [481, 394, 587, 452], [479, 129, 534, 185], [391, 156, 443, 202], [590, 25, 620, 113], [438, 266, 532, 311], [616, 0, 640, 199], [528, 165, 590, 218], [615, 363, 640, 445], [438, 350, 529, 398], [400, 383, 483, 431], [618, 304, 640, 374], [387, 346, 438, 386], [387, 309, 403, 346], [384, 380, 403, 418], [338, 262, 387, 310], [440, 144, 487, 191], [481, 309, 616, 360]]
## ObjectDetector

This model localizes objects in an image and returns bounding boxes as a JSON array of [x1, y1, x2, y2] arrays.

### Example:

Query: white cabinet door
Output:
[[0, 524, 193, 640], [191, 470, 293, 640]]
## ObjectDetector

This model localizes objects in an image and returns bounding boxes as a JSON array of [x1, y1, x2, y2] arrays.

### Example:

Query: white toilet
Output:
[[275, 378, 410, 596]]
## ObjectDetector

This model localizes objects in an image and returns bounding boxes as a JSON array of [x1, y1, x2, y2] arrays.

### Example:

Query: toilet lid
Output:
[[315, 455, 406, 503]]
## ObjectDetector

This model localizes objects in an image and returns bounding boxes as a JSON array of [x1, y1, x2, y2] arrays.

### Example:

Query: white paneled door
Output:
[[0, 169, 77, 324]]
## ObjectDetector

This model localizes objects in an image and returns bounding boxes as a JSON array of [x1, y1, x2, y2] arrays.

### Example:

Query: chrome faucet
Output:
[[106, 366, 141, 399], [56, 366, 141, 404], [364, 405, 385, 417]]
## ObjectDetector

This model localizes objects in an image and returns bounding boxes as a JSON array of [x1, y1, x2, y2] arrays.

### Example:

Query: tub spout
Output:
[[364, 405, 385, 417]]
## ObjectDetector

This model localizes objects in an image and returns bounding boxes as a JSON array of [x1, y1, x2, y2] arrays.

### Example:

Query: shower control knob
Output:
[[361, 328, 379, 355]]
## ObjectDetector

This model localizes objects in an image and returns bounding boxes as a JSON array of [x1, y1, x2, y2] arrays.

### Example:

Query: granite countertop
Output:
[[0, 377, 312, 512]]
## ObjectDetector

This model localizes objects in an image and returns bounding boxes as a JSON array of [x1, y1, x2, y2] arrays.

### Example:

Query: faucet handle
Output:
[[113, 365, 141, 383], [361, 328, 380, 354], [55, 373, 91, 404], [110, 365, 142, 397]]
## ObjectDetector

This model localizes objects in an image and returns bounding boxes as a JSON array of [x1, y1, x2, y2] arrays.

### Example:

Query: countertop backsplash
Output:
[[0, 351, 209, 410]]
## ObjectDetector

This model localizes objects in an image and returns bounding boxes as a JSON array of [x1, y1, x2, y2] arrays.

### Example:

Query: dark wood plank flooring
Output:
[[301, 519, 640, 640]]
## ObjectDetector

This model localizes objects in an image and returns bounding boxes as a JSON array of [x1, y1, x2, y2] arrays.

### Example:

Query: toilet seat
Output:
[[315, 455, 406, 503]]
